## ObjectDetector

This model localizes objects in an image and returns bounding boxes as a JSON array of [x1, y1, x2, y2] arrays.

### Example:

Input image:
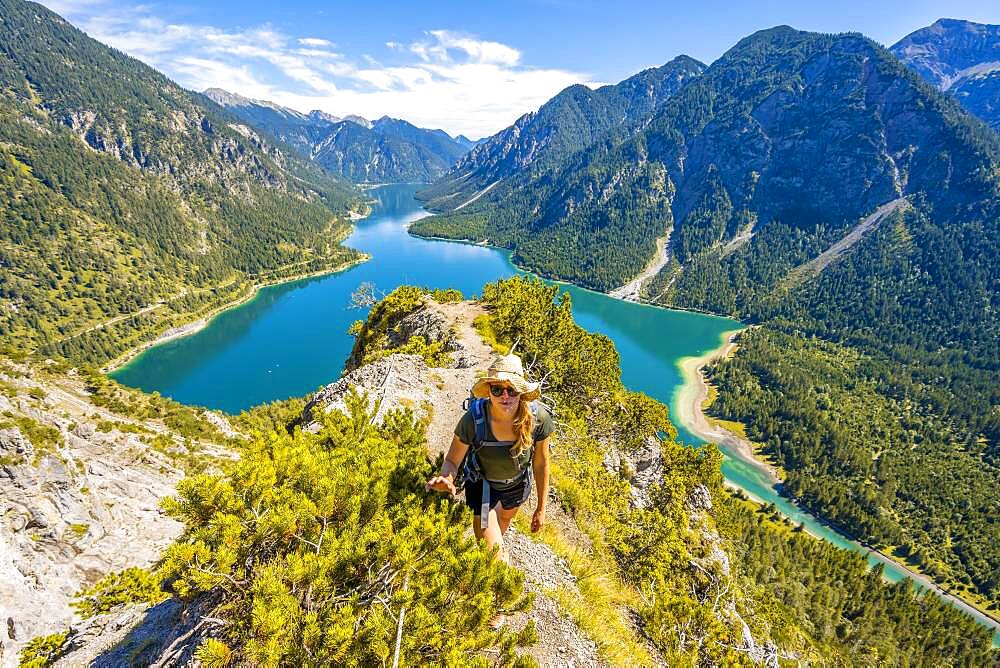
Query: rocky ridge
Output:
[[10, 297, 768, 666], [307, 298, 610, 665], [204, 87, 470, 183], [419, 56, 705, 210], [305, 297, 768, 666]]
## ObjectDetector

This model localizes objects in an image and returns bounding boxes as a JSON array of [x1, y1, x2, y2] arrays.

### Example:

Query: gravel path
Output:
[[308, 299, 606, 666]]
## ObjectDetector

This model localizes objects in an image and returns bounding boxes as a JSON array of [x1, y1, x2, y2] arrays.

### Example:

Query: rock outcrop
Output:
[[891, 19, 1000, 129], [0, 362, 228, 666], [315, 299, 495, 455], [603, 435, 667, 509]]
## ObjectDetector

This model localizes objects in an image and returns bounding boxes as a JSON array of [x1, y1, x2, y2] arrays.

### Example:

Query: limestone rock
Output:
[[603, 435, 665, 508], [303, 354, 435, 431], [0, 428, 32, 457], [0, 361, 196, 665], [685, 484, 713, 512], [54, 596, 218, 667], [201, 410, 244, 440]]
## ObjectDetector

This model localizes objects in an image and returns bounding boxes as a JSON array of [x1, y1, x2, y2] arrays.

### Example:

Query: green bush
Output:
[[18, 632, 68, 668], [73, 566, 168, 619], [157, 390, 532, 666]]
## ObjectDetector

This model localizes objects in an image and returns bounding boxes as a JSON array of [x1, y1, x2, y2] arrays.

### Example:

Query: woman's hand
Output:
[[531, 506, 545, 533], [426, 474, 457, 495]]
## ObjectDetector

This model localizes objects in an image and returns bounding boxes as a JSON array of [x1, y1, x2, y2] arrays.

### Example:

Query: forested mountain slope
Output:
[[0, 0, 363, 365], [417, 55, 705, 210], [414, 27, 998, 292], [892, 19, 1000, 129], [204, 88, 471, 183], [412, 27, 1000, 612]]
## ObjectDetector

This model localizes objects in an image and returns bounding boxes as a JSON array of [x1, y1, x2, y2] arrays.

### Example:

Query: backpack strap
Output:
[[470, 397, 488, 450], [468, 397, 490, 530]]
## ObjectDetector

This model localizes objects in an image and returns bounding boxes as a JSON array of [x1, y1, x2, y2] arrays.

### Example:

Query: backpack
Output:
[[456, 397, 539, 529]]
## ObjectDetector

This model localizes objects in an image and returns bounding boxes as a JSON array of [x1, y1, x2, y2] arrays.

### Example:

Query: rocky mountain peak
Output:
[[307, 109, 343, 124], [891, 18, 1000, 128], [202, 87, 256, 107], [892, 18, 1000, 88]]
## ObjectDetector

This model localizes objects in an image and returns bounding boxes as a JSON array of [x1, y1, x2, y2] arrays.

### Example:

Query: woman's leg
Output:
[[497, 504, 519, 536], [473, 507, 510, 565], [473, 506, 517, 629]]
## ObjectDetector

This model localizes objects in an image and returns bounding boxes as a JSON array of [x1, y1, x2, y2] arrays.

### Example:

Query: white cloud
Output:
[[298, 37, 333, 47], [36, 2, 597, 137], [423, 30, 522, 66]]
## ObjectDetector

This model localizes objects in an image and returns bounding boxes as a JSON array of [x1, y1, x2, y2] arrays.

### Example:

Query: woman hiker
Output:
[[425, 353, 554, 626]]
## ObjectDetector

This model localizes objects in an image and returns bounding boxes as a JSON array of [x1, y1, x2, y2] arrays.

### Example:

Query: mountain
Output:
[[454, 134, 481, 149], [414, 27, 997, 293], [417, 55, 705, 210], [891, 19, 1000, 129], [0, 0, 362, 365], [203, 89, 470, 183], [412, 26, 1000, 607], [201, 87, 343, 155]]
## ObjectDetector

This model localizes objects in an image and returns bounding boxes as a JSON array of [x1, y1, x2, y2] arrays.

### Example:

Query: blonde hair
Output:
[[511, 398, 535, 457]]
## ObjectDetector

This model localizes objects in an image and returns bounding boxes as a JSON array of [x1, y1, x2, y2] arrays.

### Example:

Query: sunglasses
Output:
[[489, 384, 520, 398]]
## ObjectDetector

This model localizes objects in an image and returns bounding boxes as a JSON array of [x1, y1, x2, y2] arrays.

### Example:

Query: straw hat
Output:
[[471, 353, 541, 401]]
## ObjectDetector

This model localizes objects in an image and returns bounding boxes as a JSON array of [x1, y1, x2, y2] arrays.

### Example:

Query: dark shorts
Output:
[[464, 474, 532, 515]]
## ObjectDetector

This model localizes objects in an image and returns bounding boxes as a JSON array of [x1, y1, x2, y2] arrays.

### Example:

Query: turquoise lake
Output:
[[112, 184, 998, 641]]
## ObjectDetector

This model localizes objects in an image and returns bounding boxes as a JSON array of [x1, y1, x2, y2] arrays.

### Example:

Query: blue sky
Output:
[[41, 0, 1000, 137]]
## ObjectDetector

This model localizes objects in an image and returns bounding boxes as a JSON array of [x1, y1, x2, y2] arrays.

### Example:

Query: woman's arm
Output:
[[531, 436, 551, 532], [426, 434, 470, 495]]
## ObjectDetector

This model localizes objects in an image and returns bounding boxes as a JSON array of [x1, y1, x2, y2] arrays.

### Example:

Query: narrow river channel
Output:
[[111, 184, 998, 643]]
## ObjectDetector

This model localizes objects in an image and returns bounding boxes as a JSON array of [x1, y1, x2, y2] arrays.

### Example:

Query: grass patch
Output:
[[67, 522, 89, 539], [511, 514, 654, 667], [472, 314, 509, 355]]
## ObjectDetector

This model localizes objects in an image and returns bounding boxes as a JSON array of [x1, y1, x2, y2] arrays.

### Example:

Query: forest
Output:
[[694, 192, 1000, 608]]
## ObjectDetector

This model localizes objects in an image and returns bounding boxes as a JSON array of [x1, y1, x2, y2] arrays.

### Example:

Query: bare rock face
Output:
[[303, 353, 435, 430], [201, 410, 244, 440], [345, 296, 472, 372], [317, 300, 497, 458], [684, 483, 713, 512], [0, 427, 32, 457], [0, 363, 196, 666], [53, 595, 218, 667], [603, 435, 666, 508], [387, 305, 460, 357]]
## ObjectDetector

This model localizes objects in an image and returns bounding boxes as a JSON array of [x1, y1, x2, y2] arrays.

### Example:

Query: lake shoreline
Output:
[[415, 228, 1000, 634], [676, 327, 1000, 640], [408, 230, 737, 322], [119, 188, 1000, 643], [103, 254, 370, 374], [673, 327, 781, 486]]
